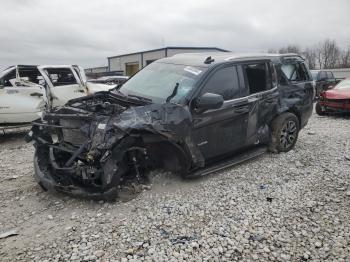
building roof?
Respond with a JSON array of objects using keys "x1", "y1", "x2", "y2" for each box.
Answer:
[
  {"x1": 107, "y1": 46, "x2": 229, "y2": 59},
  {"x1": 157, "y1": 52, "x2": 304, "y2": 67}
]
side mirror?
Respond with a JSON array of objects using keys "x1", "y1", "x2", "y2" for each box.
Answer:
[{"x1": 195, "y1": 93, "x2": 224, "y2": 113}]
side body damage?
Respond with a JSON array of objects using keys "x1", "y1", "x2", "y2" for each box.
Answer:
[{"x1": 28, "y1": 53, "x2": 314, "y2": 200}]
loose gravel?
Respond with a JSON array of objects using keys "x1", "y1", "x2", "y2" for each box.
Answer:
[{"x1": 0, "y1": 112, "x2": 350, "y2": 261}]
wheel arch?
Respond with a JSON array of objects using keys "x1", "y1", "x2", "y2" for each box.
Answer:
[{"x1": 139, "y1": 132, "x2": 192, "y2": 175}]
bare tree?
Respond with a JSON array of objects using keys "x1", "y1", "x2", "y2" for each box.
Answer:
[
  {"x1": 267, "y1": 48, "x2": 278, "y2": 54},
  {"x1": 278, "y1": 45, "x2": 301, "y2": 54},
  {"x1": 303, "y1": 47, "x2": 317, "y2": 69},
  {"x1": 339, "y1": 46, "x2": 350, "y2": 68},
  {"x1": 268, "y1": 40, "x2": 349, "y2": 69},
  {"x1": 319, "y1": 39, "x2": 340, "y2": 69}
]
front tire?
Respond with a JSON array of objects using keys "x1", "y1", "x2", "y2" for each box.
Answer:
[
  {"x1": 269, "y1": 113, "x2": 300, "y2": 153},
  {"x1": 315, "y1": 102, "x2": 325, "y2": 116}
]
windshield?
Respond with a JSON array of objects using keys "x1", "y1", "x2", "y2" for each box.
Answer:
[
  {"x1": 335, "y1": 79, "x2": 350, "y2": 90},
  {"x1": 0, "y1": 67, "x2": 15, "y2": 79},
  {"x1": 118, "y1": 62, "x2": 205, "y2": 103}
]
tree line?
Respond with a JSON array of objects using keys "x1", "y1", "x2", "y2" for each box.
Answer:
[{"x1": 268, "y1": 39, "x2": 350, "y2": 70}]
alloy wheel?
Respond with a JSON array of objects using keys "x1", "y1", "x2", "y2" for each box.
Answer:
[{"x1": 280, "y1": 120, "x2": 297, "y2": 149}]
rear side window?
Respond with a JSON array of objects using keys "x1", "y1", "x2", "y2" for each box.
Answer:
[
  {"x1": 326, "y1": 72, "x2": 334, "y2": 79},
  {"x1": 319, "y1": 71, "x2": 327, "y2": 80},
  {"x1": 201, "y1": 66, "x2": 240, "y2": 100},
  {"x1": 281, "y1": 62, "x2": 308, "y2": 82},
  {"x1": 45, "y1": 68, "x2": 77, "y2": 87},
  {"x1": 243, "y1": 62, "x2": 271, "y2": 94}
]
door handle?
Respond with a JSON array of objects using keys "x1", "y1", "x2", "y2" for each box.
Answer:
[
  {"x1": 234, "y1": 105, "x2": 249, "y2": 113},
  {"x1": 265, "y1": 99, "x2": 275, "y2": 104},
  {"x1": 30, "y1": 92, "x2": 43, "y2": 97}
]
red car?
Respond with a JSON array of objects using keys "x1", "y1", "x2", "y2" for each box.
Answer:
[{"x1": 316, "y1": 78, "x2": 350, "y2": 115}]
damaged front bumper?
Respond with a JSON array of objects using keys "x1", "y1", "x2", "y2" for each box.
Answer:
[
  {"x1": 27, "y1": 92, "x2": 197, "y2": 200},
  {"x1": 33, "y1": 152, "x2": 119, "y2": 200}
]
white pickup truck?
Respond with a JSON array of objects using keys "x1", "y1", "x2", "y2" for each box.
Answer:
[{"x1": 0, "y1": 65, "x2": 115, "y2": 126}]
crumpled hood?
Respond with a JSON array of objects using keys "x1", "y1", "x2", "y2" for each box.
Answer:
[
  {"x1": 323, "y1": 89, "x2": 350, "y2": 100},
  {"x1": 49, "y1": 91, "x2": 193, "y2": 150},
  {"x1": 113, "y1": 103, "x2": 193, "y2": 139}
]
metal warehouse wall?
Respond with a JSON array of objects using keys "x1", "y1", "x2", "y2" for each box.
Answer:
[
  {"x1": 327, "y1": 68, "x2": 350, "y2": 79},
  {"x1": 108, "y1": 48, "x2": 227, "y2": 75},
  {"x1": 167, "y1": 48, "x2": 223, "y2": 57},
  {"x1": 142, "y1": 50, "x2": 166, "y2": 66},
  {"x1": 109, "y1": 53, "x2": 142, "y2": 72}
]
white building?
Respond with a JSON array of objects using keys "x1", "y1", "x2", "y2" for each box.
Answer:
[
  {"x1": 108, "y1": 46, "x2": 228, "y2": 76},
  {"x1": 327, "y1": 68, "x2": 350, "y2": 79}
]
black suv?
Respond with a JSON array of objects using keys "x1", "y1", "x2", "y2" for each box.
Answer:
[
  {"x1": 28, "y1": 53, "x2": 314, "y2": 199},
  {"x1": 310, "y1": 70, "x2": 337, "y2": 97}
]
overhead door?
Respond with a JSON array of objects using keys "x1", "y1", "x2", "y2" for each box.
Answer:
[{"x1": 125, "y1": 63, "x2": 139, "y2": 76}]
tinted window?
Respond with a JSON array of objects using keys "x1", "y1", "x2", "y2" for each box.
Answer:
[
  {"x1": 326, "y1": 72, "x2": 334, "y2": 79},
  {"x1": 243, "y1": 63, "x2": 269, "y2": 94},
  {"x1": 281, "y1": 62, "x2": 308, "y2": 82},
  {"x1": 45, "y1": 68, "x2": 77, "y2": 87},
  {"x1": 310, "y1": 71, "x2": 319, "y2": 80},
  {"x1": 201, "y1": 66, "x2": 240, "y2": 100},
  {"x1": 319, "y1": 71, "x2": 327, "y2": 80}
]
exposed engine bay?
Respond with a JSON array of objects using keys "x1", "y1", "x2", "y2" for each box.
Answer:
[{"x1": 28, "y1": 92, "x2": 198, "y2": 200}]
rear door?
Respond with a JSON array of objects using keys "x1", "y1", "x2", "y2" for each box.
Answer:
[
  {"x1": 191, "y1": 65, "x2": 250, "y2": 160},
  {"x1": 0, "y1": 67, "x2": 45, "y2": 124},
  {"x1": 279, "y1": 59, "x2": 314, "y2": 126},
  {"x1": 38, "y1": 65, "x2": 87, "y2": 107},
  {"x1": 240, "y1": 61, "x2": 279, "y2": 145}
]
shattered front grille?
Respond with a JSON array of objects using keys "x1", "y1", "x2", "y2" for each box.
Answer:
[{"x1": 60, "y1": 119, "x2": 88, "y2": 145}]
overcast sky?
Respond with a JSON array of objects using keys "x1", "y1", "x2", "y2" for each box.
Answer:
[{"x1": 0, "y1": 0, "x2": 349, "y2": 70}]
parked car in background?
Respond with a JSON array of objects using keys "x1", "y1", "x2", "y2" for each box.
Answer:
[
  {"x1": 88, "y1": 75, "x2": 129, "y2": 86},
  {"x1": 316, "y1": 78, "x2": 350, "y2": 115},
  {"x1": 310, "y1": 70, "x2": 338, "y2": 97},
  {"x1": 28, "y1": 53, "x2": 314, "y2": 200},
  {"x1": 0, "y1": 65, "x2": 116, "y2": 126}
]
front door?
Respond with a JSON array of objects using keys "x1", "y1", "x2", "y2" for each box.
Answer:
[
  {"x1": 0, "y1": 67, "x2": 45, "y2": 124},
  {"x1": 191, "y1": 65, "x2": 249, "y2": 160}
]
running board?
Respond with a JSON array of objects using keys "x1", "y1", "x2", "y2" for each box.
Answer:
[{"x1": 187, "y1": 146, "x2": 267, "y2": 178}]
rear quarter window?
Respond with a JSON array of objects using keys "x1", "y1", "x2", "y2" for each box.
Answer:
[{"x1": 281, "y1": 62, "x2": 309, "y2": 82}]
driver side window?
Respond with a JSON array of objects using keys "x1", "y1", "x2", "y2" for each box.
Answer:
[{"x1": 201, "y1": 66, "x2": 240, "y2": 100}]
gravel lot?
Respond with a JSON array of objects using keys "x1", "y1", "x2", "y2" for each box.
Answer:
[{"x1": 0, "y1": 112, "x2": 350, "y2": 262}]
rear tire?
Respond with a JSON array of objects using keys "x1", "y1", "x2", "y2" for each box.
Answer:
[
  {"x1": 315, "y1": 102, "x2": 325, "y2": 116},
  {"x1": 269, "y1": 113, "x2": 300, "y2": 153}
]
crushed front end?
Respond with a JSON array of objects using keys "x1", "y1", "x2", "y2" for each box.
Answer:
[
  {"x1": 27, "y1": 91, "x2": 197, "y2": 200},
  {"x1": 28, "y1": 93, "x2": 143, "y2": 200}
]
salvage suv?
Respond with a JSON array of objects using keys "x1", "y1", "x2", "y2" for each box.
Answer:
[{"x1": 28, "y1": 53, "x2": 314, "y2": 200}]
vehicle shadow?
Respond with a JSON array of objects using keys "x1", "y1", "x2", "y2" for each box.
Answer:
[
  {"x1": 316, "y1": 112, "x2": 350, "y2": 120},
  {"x1": 0, "y1": 127, "x2": 30, "y2": 145}
]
